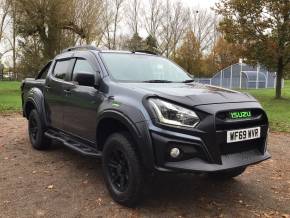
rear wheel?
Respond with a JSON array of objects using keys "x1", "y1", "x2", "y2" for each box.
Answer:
[
  {"x1": 208, "y1": 167, "x2": 246, "y2": 179},
  {"x1": 102, "y1": 132, "x2": 144, "y2": 207},
  {"x1": 28, "y1": 109, "x2": 51, "y2": 150}
]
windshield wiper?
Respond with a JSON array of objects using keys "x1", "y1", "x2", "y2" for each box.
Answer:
[
  {"x1": 181, "y1": 79, "x2": 195, "y2": 83},
  {"x1": 142, "y1": 80, "x2": 173, "y2": 83}
]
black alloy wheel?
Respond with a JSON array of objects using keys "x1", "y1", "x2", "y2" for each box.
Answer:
[
  {"x1": 102, "y1": 132, "x2": 144, "y2": 207},
  {"x1": 28, "y1": 109, "x2": 51, "y2": 150},
  {"x1": 107, "y1": 148, "x2": 130, "y2": 192}
]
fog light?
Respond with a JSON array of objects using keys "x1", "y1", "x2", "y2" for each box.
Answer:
[{"x1": 170, "y1": 148, "x2": 180, "y2": 158}]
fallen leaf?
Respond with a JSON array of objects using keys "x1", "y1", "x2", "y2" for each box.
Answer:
[
  {"x1": 47, "y1": 185, "x2": 54, "y2": 189},
  {"x1": 96, "y1": 198, "x2": 102, "y2": 206},
  {"x1": 36, "y1": 210, "x2": 45, "y2": 216}
]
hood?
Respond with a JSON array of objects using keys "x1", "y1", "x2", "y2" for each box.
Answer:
[{"x1": 121, "y1": 82, "x2": 257, "y2": 106}]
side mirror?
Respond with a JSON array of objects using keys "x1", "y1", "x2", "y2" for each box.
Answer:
[{"x1": 74, "y1": 71, "x2": 95, "y2": 87}]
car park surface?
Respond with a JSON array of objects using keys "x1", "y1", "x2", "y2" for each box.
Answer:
[{"x1": 0, "y1": 114, "x2": 289, "y2": 217}]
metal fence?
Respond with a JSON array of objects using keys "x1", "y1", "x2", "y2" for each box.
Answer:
[{"x1": 195, "y1": 63, "x2": 283, "y2": 89}]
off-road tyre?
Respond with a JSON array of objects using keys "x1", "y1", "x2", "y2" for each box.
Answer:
[
  {"x1": 28, "y1": 109, "x2": 51, "y2": 150},
  {"x1": 102, "y1": 132, "x2": 144, "y2": 207}
]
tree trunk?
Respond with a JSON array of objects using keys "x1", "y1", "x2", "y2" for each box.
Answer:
[{"x1": 275, "y1": 57, "x2": 284, "y2": 99}]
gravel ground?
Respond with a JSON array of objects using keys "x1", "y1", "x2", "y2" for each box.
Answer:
[{"x1": 0, "y1": 114, "x2": 289, "y2": 218}]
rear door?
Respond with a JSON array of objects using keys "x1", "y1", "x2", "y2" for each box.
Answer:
[
  {"x1": 62, "y1": 52, "x2": 103, "y2": 142},
  {"x1": 44, "y1": 58, "x2": 75, "y2": 130}
]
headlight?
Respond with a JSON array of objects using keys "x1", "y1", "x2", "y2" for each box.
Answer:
[{"x1": 148, "y1": 98, "x2": 200, "y2": 127}]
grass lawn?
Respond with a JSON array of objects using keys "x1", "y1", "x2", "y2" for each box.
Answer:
[
  {"x1": 0, "y1": 81, "x2": 22, "y2": 113},
  {"x1": 244, "y1": 80, "x2": 290, "y2": 132},
  {"x1": 0, "y1": 80, "x2": 289, "y2": 132}
]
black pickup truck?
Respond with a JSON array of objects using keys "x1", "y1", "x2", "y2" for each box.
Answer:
[{"x1": 21, "y1": 46, "x2": 271, "y2": 207}]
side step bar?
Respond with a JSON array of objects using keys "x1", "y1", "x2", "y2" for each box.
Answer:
[{"x1": 45, "y1": 130, "x2": 101, "y2": 158}]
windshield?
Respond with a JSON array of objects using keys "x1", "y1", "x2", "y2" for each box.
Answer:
[{"x1": 100, "y1": 53, "x2": 192, "y2": 82}]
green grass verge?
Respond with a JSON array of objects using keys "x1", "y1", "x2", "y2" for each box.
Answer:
[
  {"x1": 243, "y1": 80, "x2": 290, "y2": 132},
  {"x1": 0, "y1": 80, "x2": 289, "y2": 132},
  {"x1": 0, "y1": 81, "x2": 22, "y2": 113}
]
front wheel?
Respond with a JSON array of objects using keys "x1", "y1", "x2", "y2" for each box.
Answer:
[
  {"x1": 28, "y1": 109, "x2": 51, "y2": 150},
  {"x1": 102, "y1": 132, "x2": 144, "y2": 207},
  {"x1": 208, "y1": 167, "x2": 246, "y2": 179}
]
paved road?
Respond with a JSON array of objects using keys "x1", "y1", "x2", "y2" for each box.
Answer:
[{"x1": 0, "y1": 114, "x2": 289, "y2": 218}]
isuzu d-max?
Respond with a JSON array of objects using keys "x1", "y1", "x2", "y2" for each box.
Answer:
[{"x1": 21, "y1": 46, "x2": 271, "y2": 207}]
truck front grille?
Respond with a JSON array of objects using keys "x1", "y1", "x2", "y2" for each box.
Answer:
[{"x1": 215, "y1": 108, "x2": 267, "y2": 131}]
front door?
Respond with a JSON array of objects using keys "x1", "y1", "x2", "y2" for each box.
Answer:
[{"x1": 62, "y1": 57, "x2": 103, "y2": 142}]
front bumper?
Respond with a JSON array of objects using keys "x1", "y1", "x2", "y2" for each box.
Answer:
[
  {"x1": 150, "y1": 128, "x2": 271, "y2": 173},
  {"x1": 164, "y1": 150, "x2": 270, "y2": 172},
  {"x1": 149, "y1": 101, "x2": 271, "y2": 173}
]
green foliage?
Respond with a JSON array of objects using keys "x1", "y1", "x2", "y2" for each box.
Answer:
[
  {"x1": 144, "y1": 35, "x2": 159, "y2": 54},
  {"x1": 123, "y1": 33, "x2": 160, "y2": 54},
  {"x1": 127, "y1": 33, "x2": 144, "y2": 51}
]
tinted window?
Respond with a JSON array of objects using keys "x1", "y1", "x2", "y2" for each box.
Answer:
[
  {"x1": 72, "y1": 59, "x2": 95, "y2": 81},
  {"x1": 53, "y1": 59, "x2": 74, "y2": 81}
]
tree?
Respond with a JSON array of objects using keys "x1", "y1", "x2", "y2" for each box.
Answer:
[
  {"x1": 14, "y1": 0, "x2": 104, "y2": 77},
  {"x1": 126, "y1": 0, "x2": 141, "y2": 34},
  {"x1": 0, "y1": 0, "x2": 11, "y2": 43},
  {"x1": 190, "y1": 8, "x2": 219, "y2": 52},
  {"x1": 144, "y1": 35, "x2": 158, "y2": 53},
  {"x1": 159, "y1": 0, "x2": 190, "y2": 58},
  {"x1": 144, "y1": 0, "x2": 163, "y2": 39},
  {"x1": 0, "y1": 0, "x2": 13, "y2": 62},
  {"x1": 17, "y1": 37, "x2": 45, "y2": 78},
  {"x1": 127, "y1": 32, "x2": 144, "y2": 51},
  {"x1": 201, "y1": 37, "x2": 241, "y2": 76},
  {"x1": 174, "y1": 31, "x2": 202, "y2": 75},
  {"x1": 209, "y1": 36, "x2": 241, "y2": 72},
  {"x1": 15, "y1": 0, "x2": 76, "y2": 60},
  {"x1": 216, "y1": 0, "x2": 290, "y2": 98},
  {"x1": 70, "y1": 0, "x2": 104, "y2": 45},
  {"x1": 103, "y1": 0, "x2": 125, "y2": 49}
]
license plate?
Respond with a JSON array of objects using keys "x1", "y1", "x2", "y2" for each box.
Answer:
[{"x1": 227, "y1": 127, "x2": 261, "y2": 143}]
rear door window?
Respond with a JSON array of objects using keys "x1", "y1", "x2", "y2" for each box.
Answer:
[
  {"x1": 53, "y1": 59, "x2": 75, "y2": 81},
  {"x1": 37, "y1": 61, "x2": 52, "y2": 79}
]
